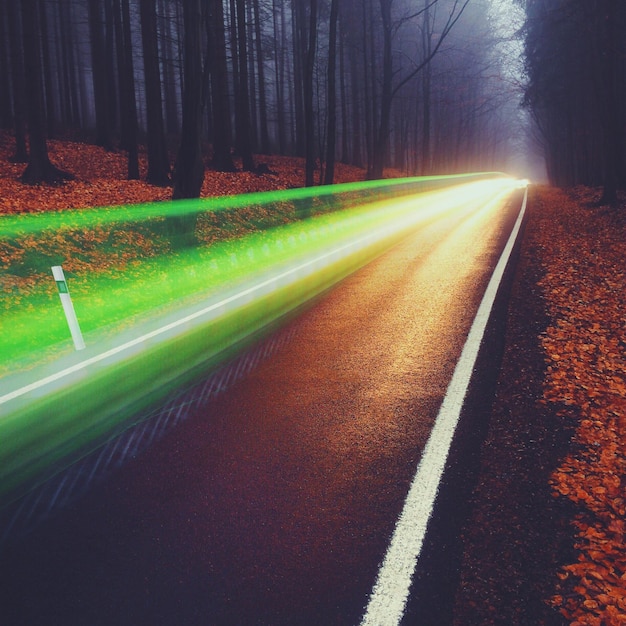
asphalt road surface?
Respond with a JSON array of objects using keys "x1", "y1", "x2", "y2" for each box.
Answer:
[{"x1": 0, "y1": 188, "x2": 522, "y2": 625}]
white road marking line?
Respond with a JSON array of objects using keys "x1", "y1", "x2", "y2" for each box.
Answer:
[
  {"x1": 0, "y1": 197, "x2": 425, "y2": 408},
  {"x1": 361, "y1": 187, "x2": 528, "y2": 626},
  {"x1": 0, "y1": 240, "x2": 353, "y2": 407}
]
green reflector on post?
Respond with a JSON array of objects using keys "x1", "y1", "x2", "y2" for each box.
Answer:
[{"x1": 56, "y1": 280, "x2": 68, "y2": 294}]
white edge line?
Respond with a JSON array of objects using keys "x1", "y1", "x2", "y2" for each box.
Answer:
[
  {"x1": 1, "y1": 239, "x2": 358, "y2": 406},
  {"x1": 0, "y1": 199, "x2": 424, "y2": 408},
  {"x1": 361, "y1": 186, "x2": 528, "y2": 625}
]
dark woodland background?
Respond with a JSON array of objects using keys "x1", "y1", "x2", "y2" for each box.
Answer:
[{"x1": 0, "y1": 0, "x2": 625, "y2": 201}]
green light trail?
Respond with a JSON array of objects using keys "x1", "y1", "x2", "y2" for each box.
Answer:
[{"x1": 0, "y1": 174, "x2": 515, "y2": 506}]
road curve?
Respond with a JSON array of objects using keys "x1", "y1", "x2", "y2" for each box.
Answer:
[{"x1": 0, "y1": 187, "x2": 523, "y2": 625}]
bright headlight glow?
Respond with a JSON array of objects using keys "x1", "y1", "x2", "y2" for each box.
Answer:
[{"x1": 0, "y1": 174, "x2": 519, "y2": 505}]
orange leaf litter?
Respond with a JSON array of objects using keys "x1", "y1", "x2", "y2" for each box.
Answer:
[{"x1": 533, "y1": 186, "x2": 626, "y2": 625}]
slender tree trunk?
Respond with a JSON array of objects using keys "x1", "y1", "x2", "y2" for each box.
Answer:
[
  {"x1": 139, "y1": 0, "x2": 170, "y2": 185},
  {"x1": 284, "y1": 3, "x2": 295, "y2": 152},
  {"x1": 38, "y1": 1, "x2": 55, "y2": 138},
  {"x1": 114, "y1": 0, "x2": 128, "y2": 147},
  {"x1": 292, "y1": 0, "x2": 306, "y2": 157},
  {"x1": 272, "y1": 0, "x2": 285, "y2": 153},
  {"x1": 88, "y1": 0, "x2": 113, "y2": 150},
  {"x1": 172, "y1": 0, "x2": 205, "y2": 200},
  {"x1": 7, "y1": 0, "x2": 28, "y2": 162},
  {"x1": 246, "y1": 1, "x2": 258, "y2": 150},
  {"x1": 0, "y1": 4, "x2": 12, "y2": 129},
  {"x1": 303, "y1": 0, "x2": 318, "y2": 186},
  {"x1": 104, "y1": 0, "x2": 117, "y2": 136},
  {"x1": 362, "y1": 1, "x2": 373, "y2": 174},
  {"x1": 421, "y1": 0, "x2": 432, "y2": 175},
  {"x1": 598, "y1": 0, "x2": 622, "y2": 204},
  {"x1": 19, "y1": 0, "x2": 72, "y2": 184},
  {"x1": 235, "y1": 0, "x2": 255, "y2": 171},
  {"x1": 369, "y1": 0, "x2": 392, "y2": 180},
  {"x1": 160, "y1": 0, "x2": 180, "y2": 136},
  {"x1": 348, "y1": 31, "x2": 362, "y2": 168},
  {"x1": 122, "y1": 0, "x2": 139, "y2": 180},
  {"x1": 324, "y1": 0, "x2": 339, "y2": 184},
  {"x1": 54, "y1": 3, "x2": 71, "y2": 127},
  {"x1": 207, "y1": 0, "x2": 236, "y2": 171},
  {"x1": 58, "y1": 0, "x2": 81, "y2": 128},
  {"x1": 114, "y1": 0, "x2": 139, "y2": 179},
  {"x1": 339, "y1": 27, "x2": 349, "y2": 164},
  {"x1": 253, "y1": 0, "x2": 270, "y2": 153}
]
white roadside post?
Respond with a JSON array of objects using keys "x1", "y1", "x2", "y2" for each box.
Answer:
[{"x1": 51, "y1": 265, "x2": 86, "y2": 351}]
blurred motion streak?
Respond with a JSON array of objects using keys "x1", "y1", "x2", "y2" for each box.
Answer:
[{"x1": 0, "y1": 174, "x2": 517, "y2": 509}]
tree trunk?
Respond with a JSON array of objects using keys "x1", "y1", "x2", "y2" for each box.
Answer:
[
  {"x1": 57, "y1": 0, "x2": 81, "y2": 128},
  {"x1": 339, "y1": 25, "x2": 349, "y2": 165},
  {"x1": 324, "y1": 0, "x2": 339, "y2": 184},
  {"x1": 113, "y1": 0, "x2": 128, "y2": 145},
  {"x1": 347, "y1": 19, "x2": 362, "y2": 168},
  {"x1": 235, "y1": 0, "x2": 255, "y2": 171},
  {"x1": 207, "y1": 0, "x2": 236, "y2": 171},
  {"x1": 53, "y1": 2, "x2": 70, "y2": 127},
  {"x1": 206, "y1": 0, "x2": 236, "y2": 172},
  {"x1": 246, "y1": 1, "x2": 258, "y2": 151},
  {"x1": 361, "y1": 1, "x2": 373, "y2": 172},
  {"x1": 253, "y1": 0, "x2": 270, "y2": 153},
  {"x1": 292, "y1": 0, "x2": 305, "y2": 157},
  {"x1": 0, "y1": 4, "x2": 12, "y2": 129},
  {"x1": 369, "y1": 0, "x2": 392, "y2": 180},
  {"x1": 172, "y1": 0, "x2": 205, "y2": 200},
  {"x1": 421, "y1": 0, "x2": 432, "y2": 175},
  {"x1": 7, "y1": 0, "x2": 28, "y2": 162},
  {"x1": 19, "y1": 0, "x2": 72, "y2": 184},
  {"x1": 87, "y1": 0, "x2": 113, "y2": 150},
  {"x1": 597, "y1": 0, "x2": 622, "y2": 205},
  {"x1": 160, "y1": 0, "x2": 180, "y2": 136},
  {"x1": 272, "y1": 0, "x2": 286, "y2": 154},
  {"x1": 104, "y1": 0, "x2": 118, "y2": 136},
  {"x1": 303, "y1": 0, "x2": 318, "y2": 186},
  {"x1": 114, "y1": 0, "x2": 139, "y2": 179},
  {"x1": 139, "y1": 0, "x2": 170, "y2": 185},
  {"x1": 38, "y1": 1, "x2": 55, "y2": 139}
]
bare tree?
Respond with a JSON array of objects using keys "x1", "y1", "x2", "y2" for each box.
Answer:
[
  {"x1": 6, "y1": 0, "x2": 28, "y2": 163},
  {"x1": 0, "y1": 4, "x2": 11, "y2": 130},
  {"x1": 369, "y1": 0, "x2": 471, "y2": 179},
  {"x1": 234, "y1": 0, "x2": 255, "y2": 171},
  {"x1": 139, "y1": 0, "x2": 171, "y2": 185},
  {"x1": 207, "y1": 0, "x2": 237, "y2": 171},
  {"x1": 19, "y1": 0, "x2": 72, "y2": 184},
  {"x1": 324, "y1": 0, "x2": 339, "y2": 184},
  {"x1": 253, "y1": 0, "x2": 270, "y2": 154},
  {"x1": 113, "y1": 0, "x2": 139, "y2": 179},
  {"x1": 172, "y1": 0, "x2": 205, "y2": 199},
  {"x1": 87, "y1": 0, "x2": 113, "y2": 150}
]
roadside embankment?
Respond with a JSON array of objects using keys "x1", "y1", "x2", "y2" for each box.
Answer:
[{"x1": 453, "y1": 185, "x2": 626, "y2": 625}]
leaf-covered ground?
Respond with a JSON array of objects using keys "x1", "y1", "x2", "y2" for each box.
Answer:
[
  {"x1": 540, "y1": 186, "x2": 626, "y2": 625},
  {"x1": 0, "y1": 129, "x2": 372, "y2": 215},
  {"x1": 453, "y1": 185, "x2": 626, "y2": 625}
]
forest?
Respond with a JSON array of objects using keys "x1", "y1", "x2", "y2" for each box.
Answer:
[
  {"x1": 522, "y1": 0, "x2": 626, "y2": 203},
  {"x1": 0, "y1": 0, "x2": 524, "y2": 198}
]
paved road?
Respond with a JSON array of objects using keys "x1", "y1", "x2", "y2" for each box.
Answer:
[{"x1": 0, "y1": 188, "x2": 522, "y2": 625}]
